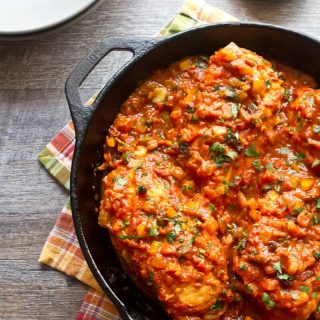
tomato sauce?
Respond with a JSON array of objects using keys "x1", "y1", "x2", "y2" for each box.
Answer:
[{"x1": 98, "y1": 42, "x2": 320, "y2": 320}]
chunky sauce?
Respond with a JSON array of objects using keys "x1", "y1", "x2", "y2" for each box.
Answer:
[{"x1": 98, "y1": 43, "x2": 320, "y2": 320}]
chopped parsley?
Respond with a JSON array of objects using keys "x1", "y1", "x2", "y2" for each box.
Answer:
[
  {"x1": 115, "y1": 138, "x2": 126, "y2": 146},
  {"x1": 262, "y1": 184, "x2": 273, "y2": 193},
  {"x1": 147, "y1": 271, "x2": 154, "y2": 286},
  {"x1": 245, "y1": 144, "x2": 259, "y2": 157},
  {"x1": 314, "y1": 213, "x2": 320, "y2": 225},
  {"x1": 166, "y1": 231, "x2": 175, "y2": 244},
  {"x1": 231, "y1": 103, "x2": 240, "y2": 118},
  {"x1": 113, "y1": 176, "x2": 127, "y2": 188},
  {"x1": 149, "y1": 226, "x2": 159, "y2": 237},
  {"x1": 226, "y1": 150, "x2": 238, "y2": 159},
  {"x1": 245, "y1": 284, "x2": 254, "y2": 294},
  {"x1": 275, "y1": 184, "x2": 281, "y2": 193},
  {"x1": 262, "y1": 292, "x2": 275, "y2": 309},
  {"x1": 182, "y1": 184, "x2": 193, "y2": 194},
  {"x1": 239, "y1": 263, "x2": 248, "y2": 271},
  {"x1": 134, "y1": 162, "x2": 143, "y2": 170},
  {"x1": 273, "y1": 261, "x2": 293, "y2": 283},
  {"x1": 314, "y1": 252, "x2": 320, "y2": 260},
  {"x1": 284, "y1": 87, "x2": 293, "y2": 102},
  {"x1": 185, "y1": 105, "x2": 195, "y2": 113},
  {"x1": 300, "y1": 286, "x2": 310, "y2": 293},
  {"x1": 225, "y1": 128, "x2": 242, "y2": 152},
  {"x1": 248, "y1": 103, "x2": 258, "y2": 113},
  {"x1": 298, "y1": 119, "x2": 305, "y2": 132},
  {"x1": 273, "y1": 261, "x2": 282, "y2": 274},
  {"x1": 178, "y1": 142, "x2": 190, "y2": 154},
  {"x1": 118, "y1": 234, "x2": 138, "y2": 240},
  {"x1": 144, "y1": 119, "x2": 152, "y2": 128},
  {"x1": 226, "y1": 87, "x2": 239, "y2": 102},
  {"x1": 314, "y1": 126, "x2": 320, "y2": 134},
  {"x1": 211, "y1": 300, "x2": 224, "y2": 311},
  {"x1": 291, "y1": 292, "x2": 298, "y2": 300},
  {"x1": 266, "y1": 163, "x2": 275, "y2": 171},
  {"x1": 293, "y1": 207, "x2": 304, "y2": 215},
  {"x1": 278, "y1": 274, "x2": 292, "y2": 282},
  {"x1": 122, "y1": 151, "x2": 132, "y2": 164},
  {"x1": 198, "y1": 248, "x2": 206, "y2": 258},
  {"x1": 190, "y1": 114, "x2": 199, "y2": 122},
  {"x1": 278, "y1": 147, "x2": 290, "y2": 155},
  {"x1": 295, "y1": 152, "x2": 305, "y2": 161},
  {"x1": 265, "y1": 79, "x2": 271, "y2": 89},
  {"x1": 122, "y1": 219, "x2": 130, "y2": 227},
  {"x1": 252, "y1": 159, "x2": 262, "y2": 172},
  {"x1": 210, "y1": 142, "x2": 236, "y2": 166},
  {"x1": 210, "y1": 142, "x2": 225, "y2": 153},
  {"x1": 236, "y1": 231, "x2": 247, "y2": 251},
  {"x1": 137, "y1": 185, "x2": 147, "y2": 195},
  {"x1": 312, "y1": 159, "x2": 320, "y2": 168},
  {"x1": 195, "y1": 56, "x2": 209, "y2": 69}
]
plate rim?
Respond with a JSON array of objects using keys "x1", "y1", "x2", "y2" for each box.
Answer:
[{"x1": 0, "y1": 0, "x2": 102, "y2": 36}]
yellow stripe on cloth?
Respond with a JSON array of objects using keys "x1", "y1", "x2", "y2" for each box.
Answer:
[{"x1": 39, "y1": 202, "x2": 101, "y2": 291}]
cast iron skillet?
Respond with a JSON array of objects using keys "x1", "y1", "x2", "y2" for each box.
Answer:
[{"x1": 65, "y1": 22, "x2": 320, "y2": 320}]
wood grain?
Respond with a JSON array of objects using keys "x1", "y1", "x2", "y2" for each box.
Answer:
[{"x1": 0, "y1": 0, "x2": 319, "y2": 318}]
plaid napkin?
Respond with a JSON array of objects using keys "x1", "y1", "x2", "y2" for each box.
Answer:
[{"x1": 38, "y1": 0, "x2": 236, "y2": 318}]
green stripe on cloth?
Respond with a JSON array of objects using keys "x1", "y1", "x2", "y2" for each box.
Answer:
[
  {"x1": 160, "y1": 13, "x2": 203, "y2": 35},
  {"x1": 39, "y1": 152, "x2": 71, "y2": 190}
]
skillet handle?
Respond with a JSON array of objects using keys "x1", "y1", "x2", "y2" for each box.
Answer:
[{"x1": 65, "y1": 36, "x2": 157, "y2": 139}]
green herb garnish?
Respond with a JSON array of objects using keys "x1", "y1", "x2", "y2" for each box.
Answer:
[
  {"x1": 314, "y1": 252, "x2": 320, "y2": 260},
  {"x1": 293, "y1": 207, "x2": 304, "y2": 215},
  {"x1": 265, "y1": 79, "x2": 271, "y2": 89},
  {"x1": 195, "y1": 56, "x2": 209, "y2": 69},
  {"x1": 113, "y1": 176, "x2": 127, "y2": 188},
  {"x1": 278, "y1": 147, "x2": 290, "y2": 155},
  {"x1": 312, "y1": 159, "x2": 320, "y2": 168},
  {"x1": 245, "y1": 144, "x2": 259, "y2": 157},
  {"x1": 295, "y1": 152, "x2": 305, "y2": 161},
  {"x1": 273, "y1": 261, "x2": 282, "y2": 274},
  {"x1": 273, "y1": 261, "x2": 293, "y2": 283},
  {"x1": 147, "y1": 271, "x2": 154, "y2": 286},
  {"x1": 149, "y1": 226, "x2": 159, "y2": 237},
  {"x1": 118, "y1": 234, "x2": 138, "y2": 240},
  {"x1": 252, "y1": 159, "x2": 262, "y2": 172},
  {"x1": 137, "y1": 185, "x2": 147, "y2": 195},
  {"x1": 284, "y1": 87, "x2": 293, "y2": 102},
  {"x1": 262, "y1": 292, "x2": 275, "y2": 309},
  {"x1": 231, "y1": 103, "x2": 240, "y2": 118},
  {"x1": 211, "y1": 300, "x2": 223, "y2": 311},
  {"x1": 300, "y1": 286, "x2": 310, "y2": 293},
  {"x1": 239, "y1": 263, "x2": 248, "y2": 271},
  {"x1": 166, "y1": 231, "x2": 175, "y2": 244}
]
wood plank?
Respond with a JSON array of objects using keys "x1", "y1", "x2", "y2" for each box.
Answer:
[{"x1": 1, "y1": 260, "x2": 86, "y2": 320}]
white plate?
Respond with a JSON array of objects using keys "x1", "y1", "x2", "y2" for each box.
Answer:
[{"x1": 0, "y1": 0, "x2": 99, "y2": 35}]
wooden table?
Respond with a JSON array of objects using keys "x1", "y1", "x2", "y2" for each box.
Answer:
[{"x1": 0, "y1": 0, "x2": 319, "y2": 318}]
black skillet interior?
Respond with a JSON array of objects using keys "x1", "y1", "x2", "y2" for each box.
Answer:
[{"x1": 66, "y1": 23, "x2": 320, "y2": 320}]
